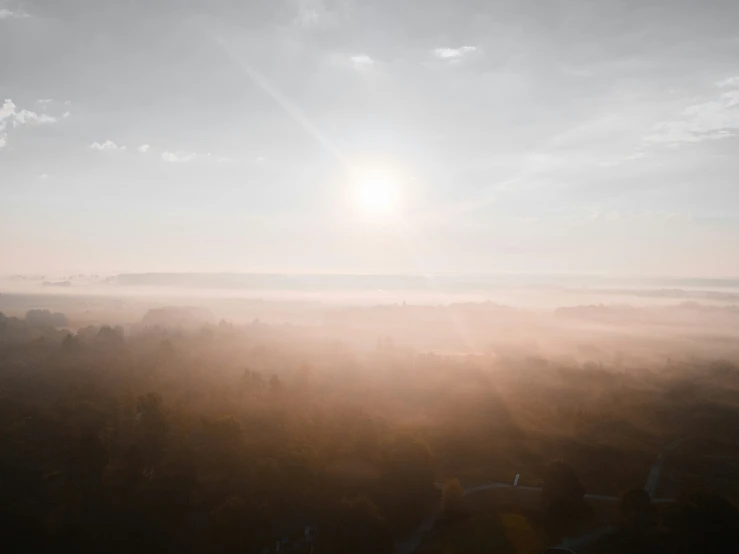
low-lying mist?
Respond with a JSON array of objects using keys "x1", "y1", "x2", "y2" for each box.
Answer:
[{"x1": 3, "y1": 275, "x2": 739, "y2": 552}]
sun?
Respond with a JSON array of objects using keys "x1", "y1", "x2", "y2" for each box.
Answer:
[{"x1": 354, "y1": 170, "x2": 401, "y2": 217}]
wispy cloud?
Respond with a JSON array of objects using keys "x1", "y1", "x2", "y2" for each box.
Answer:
[
  {"x1": 624, "y1": 151, "x2": 648, "y2": 161},
  {"x1": 433, "y1": 46, "x2": 477, "y2": 60},
  {"x1": 349, "y1": 54, "x2": 374, "y2": 69},
  {"x1": 0, "y1": 7, "x2": 29, "y2": 19},
  {"x1": 161, "y1": 150, "x2": 231, "y2": 163},
  {"x1": 162, "y1": 151, "x2": 194, "y2": 163},
  {"x1": 205, "y1": 152, "x2": 231, "y2": 163},
  {"x1": 35, "y1": 98, "x2": 71, "y2": 120},
  {"x1": 90, "y1": 140, "x2": 125, "y2": 151},
  {"x1": 329, "y1": 53, "x2": 377, "y2": 73},
  {"x1": 645, "y1": 78, "x2": 739, "y2": 146},
  {"x1": 293, "y1": 0, "x2": 341, "y2": 30},
  {"x1": 717, "y1": 76, "x2": 739, "y2": 88},
  {"x1": 89, "y1": 143, "x2": 227, "y2": 162}
]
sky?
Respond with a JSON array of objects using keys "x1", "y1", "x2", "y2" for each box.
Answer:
[{"x1": 2, "y1": 0, "x2": 739, "y2": 276}]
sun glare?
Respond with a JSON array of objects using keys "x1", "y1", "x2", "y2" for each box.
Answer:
[{"x1": 355, "y1": 170, "x2": 401, "y2": 217}]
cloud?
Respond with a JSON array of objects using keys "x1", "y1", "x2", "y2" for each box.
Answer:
[
  {"x1": 162, "y1": 151, "x2": 194, "y2": 163},
  {"x1": 624, "y1": 151, "x2": 648, "y2": 161},
  {"x1": 295, "y1": 7, "x2": 320, "y2": 28},
  {"x1": 329, "y1": 53, "x2": 377, "y2": 72},
  {"x1": 92, "y1": 143, "x2": 224, "y2": 162},
  {"x1": 90, "y1": 140, "x2": 124, "y2": 151},
  {"x1": 0, "y1": 7, "x2": 29, "y2": 19},
  {"x1": 645, "y1": 78, "x2": 739, "y2": 145},
  {"x1": 161, "y1": 150, "x2": 233, "y2": 163},
  {"x1": 0, "y1": 98, "x2": 62, "y2": 148},
  {"x1": 1, "y1": 99, "x2": 58, "y2": 127},
  {"x1": 349, "y1": 54, "x2": 374, "y2": 69},
  {"x1": 717, "y1": 76, "x2": 739, "y2": 88},
  {"x1": 205, "y1": 153, "x2": 231, "y2": 163},
  {"x1": 13, "y1": 110, "x2": 57, "y2": 125},
  {"x1": 0, "y1": 99, "x2": 13, "y2": 120},
  {"x1": 433, "y1": 46, "x2": 477, "y2": 60},
  {"x1": 293, "y1": 0, "x2": 342, "y2": 30}
]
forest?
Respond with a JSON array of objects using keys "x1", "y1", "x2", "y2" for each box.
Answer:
[{"x1": 2, "y1": 302, "x2": 739, "y2": 553}]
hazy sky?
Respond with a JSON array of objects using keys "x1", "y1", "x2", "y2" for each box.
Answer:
[{"x1": 2, "y1": 0, "x2": 739, "y2": 276}]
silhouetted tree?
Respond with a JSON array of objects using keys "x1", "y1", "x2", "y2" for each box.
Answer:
[
  {"x1": 136, "y1": 393, "x2": 167, "y2": 467},
  {"x1": 542, "y1": 459, "x2": 585, "y2": 505},
  {"x1": 542, "y1": 460, "x2": 590, "y2": 539},
  {"x1": 96, "y1": 325, "x2": 126, "y2": 350},
  {"x1": 26, "y1": 309, "x2": 69, "y2": 327},
  {"x1": 621, "y1": 487, "x2": 656, "y2": 530},
  {"x1": 441, "y1": 478, "x2": 466, "y2": 517},
  {"x1": 318, "y1": 496, "x2": 393, "y2": 554},
  {"x1": 269, "y1": 374, "x2": 284, "y2": 395},
  {"x1": 378, "y1": 434, "x2": 435, "y2": 533},
  {"x1": 211, "y1": 496, "x2": 269, "y2": 554},
  {"x1": 661, "y1": 491, "x2": 739, "y2": 554},
  {"x1": 61, "y1": 332, "x2": 82, "y2": 353},
  {"x1": 67, "y1": 433, "x2": 108, "y2": 494}
]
